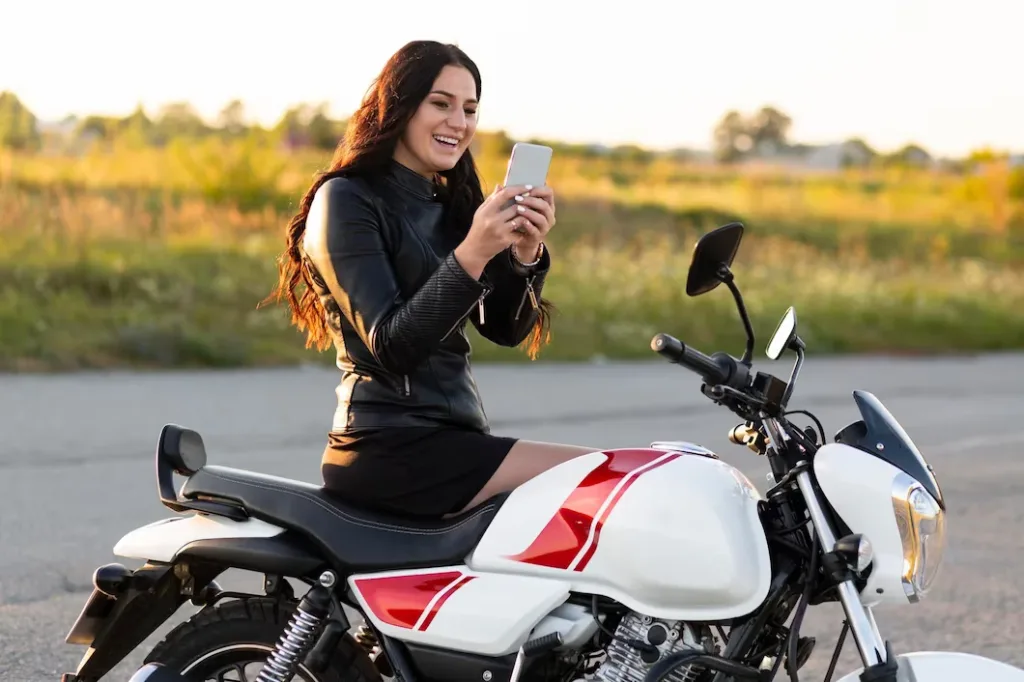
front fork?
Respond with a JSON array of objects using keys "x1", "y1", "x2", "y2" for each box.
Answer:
[
  {"x1": 795, "y1": 466, "x2": 889, "y2": 669},
  {"x1": 758, "y1": 414, "x2": 891, "y2": 672}
]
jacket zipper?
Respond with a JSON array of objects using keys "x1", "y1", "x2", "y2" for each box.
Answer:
[
  {"x1": 411, "y1": 287, "x2": 491, "y2": 396},
  {"x1": 441, "y1": 287, "x2": 492, "y2": 341},
  {"x1": 515, "y1": 276, "x2": 539, "y2": 321},
  {"x1": 402, "y1": 374, "x2": 410, "y2": 397}
]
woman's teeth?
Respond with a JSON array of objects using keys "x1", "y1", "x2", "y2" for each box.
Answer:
[{"x1": 433, "y1": 135, "x2": 458, "y2": 147}]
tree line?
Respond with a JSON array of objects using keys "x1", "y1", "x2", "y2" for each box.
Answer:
[
  {"x1": 0, "y1": 92, "x2": 346, "y2": 151},
  {"x1": 1, "y1": 90, "x2": 1018, "y2": 172}
]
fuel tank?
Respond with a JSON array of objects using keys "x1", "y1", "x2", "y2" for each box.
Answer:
[{"x1": 467, "y1": 447, "x2": 772, "y2": 621}]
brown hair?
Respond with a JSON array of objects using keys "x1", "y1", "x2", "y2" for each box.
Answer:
[{"x1": 262, "y1": 40, "x2": 552, "y2": 358}]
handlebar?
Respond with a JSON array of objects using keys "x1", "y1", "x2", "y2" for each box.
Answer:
[{"x1": 650, "y1": 333, "x2": 750, "y2": 390}]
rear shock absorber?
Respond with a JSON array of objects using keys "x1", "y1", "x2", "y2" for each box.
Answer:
[{"x1": 256, "y1": 571, "x2": 336, "y2": 682}]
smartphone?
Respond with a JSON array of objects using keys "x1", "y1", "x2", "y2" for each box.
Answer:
[{"x1": 501, "y1": 142, "x2": 553, "y2": 209}]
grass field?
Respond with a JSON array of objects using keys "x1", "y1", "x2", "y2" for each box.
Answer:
[{"x1": 2, "y1": 140, "x2": 1023, "y2": 372}]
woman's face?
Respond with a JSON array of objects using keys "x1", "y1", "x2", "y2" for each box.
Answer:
[{"x1": 394, "y1": 64, "x2": 479, "y2": 177}]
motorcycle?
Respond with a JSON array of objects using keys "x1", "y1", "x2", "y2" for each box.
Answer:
[{"x1": 61, "y1": 222, "x2": 1024, "y2": 682}]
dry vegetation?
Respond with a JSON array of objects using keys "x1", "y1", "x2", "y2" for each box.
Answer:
[{"x1": 2, "y1": 138, "x2": 1023, "y2": 371}]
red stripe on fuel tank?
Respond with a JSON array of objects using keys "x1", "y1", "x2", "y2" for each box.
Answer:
[{"x1": 506, "y1": 449, "x2": 681, "y2": 570}]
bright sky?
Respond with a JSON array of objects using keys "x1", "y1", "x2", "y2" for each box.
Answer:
[{"x1": 2, "y1": 0, "x2": 1020, "y2": 157}]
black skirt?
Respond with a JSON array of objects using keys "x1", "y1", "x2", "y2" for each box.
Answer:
[{"x1": 321, "y1": 426, "x2": 517, "y2": 518}]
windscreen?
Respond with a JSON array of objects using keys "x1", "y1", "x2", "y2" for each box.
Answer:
[{"x1": 836, "y1": 390, "x2": 945, "y2": 510}]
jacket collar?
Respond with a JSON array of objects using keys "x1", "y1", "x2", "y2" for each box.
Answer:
[{"x1": 385, "y1": 160, "x2": 440, "y2": 201}]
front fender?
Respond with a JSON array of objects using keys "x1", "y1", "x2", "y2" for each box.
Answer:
[{"x1": 836, "y1": 651, "x2": 1024, "y2": 681}]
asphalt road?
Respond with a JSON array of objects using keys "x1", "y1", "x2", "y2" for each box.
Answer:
[{"x1": 3, "y1": 354, "x2": 1024, "y2": 681}]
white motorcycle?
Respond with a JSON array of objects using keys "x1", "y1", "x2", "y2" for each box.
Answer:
[{"x1": 62, "y1": 222, "x2": 1024, "y2": 682}]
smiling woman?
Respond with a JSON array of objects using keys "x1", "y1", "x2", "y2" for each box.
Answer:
[
  {"x1": 392, "y1": 67, "x2": 478, "y2": 172},
  {"x1": 261, "y1": 40, "x2": 600, "y2": 519}
]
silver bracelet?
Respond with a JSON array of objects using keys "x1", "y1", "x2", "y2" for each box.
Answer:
[{"x1": 511, "y1": 243, "x2": 544, "y2": 268}]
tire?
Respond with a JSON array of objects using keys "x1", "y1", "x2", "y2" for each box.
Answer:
[{"x1": 143, "y1": 597, "x2": 383, "y2": 682}]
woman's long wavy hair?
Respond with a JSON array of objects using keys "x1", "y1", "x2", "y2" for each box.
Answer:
[{"x1": 262, "y1": 40, "x2": 552, "y2": 359}]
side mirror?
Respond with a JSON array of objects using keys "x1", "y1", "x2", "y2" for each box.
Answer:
[
  {"x1": 686, "y1": 222, "x2": 744, "y2": 297},
  {"x1": 766, "y1": 306, "x2": 802, "y2": 360}
]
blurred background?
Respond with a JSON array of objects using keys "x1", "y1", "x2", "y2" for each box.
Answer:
[
  {"x1": 2, "y1": 0, "x2": 1023, "y2": 369},
  {"x1": 2, "y1": 1, "x2": 1024, "y2": 680}
]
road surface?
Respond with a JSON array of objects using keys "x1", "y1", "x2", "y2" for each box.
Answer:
[{"x1": 2, "y1": 354, "x2": 1023, "y2": 680}]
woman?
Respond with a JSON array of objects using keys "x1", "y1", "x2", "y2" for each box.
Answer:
[{"x1": 265, "y1": 40, "x2": 597, "y2": 518}]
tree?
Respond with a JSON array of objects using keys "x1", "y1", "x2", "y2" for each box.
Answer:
[
  {"x1": 153, "y1": 102, "x2": 208, "y2": 142},
  {"x1": 885, "y1": 143, "x2": 933, "y2": 169},
  {"x1": 840, "y1": 137, "x2": 877, "y2": 168},
  {"x1": 306, "y1": 104, "x2": 341, "y2": 150},
  {"x1": 0, "y1": 91, "x2": 41, "y2": 151},
  {"x1": 748, "y1": 106, "x2": 792, "y2": 154},
  {"x1": 712, "y1": 106, "x2": 794, "y2": 163},
  {"x1": 273, "y1": 102, "x2": 343, "y2": 150},
  {"x1": 274, "y1": 104, "x2": 311, "y2": 148},
  {"x1": 119, "y1": 104, "x2": 153, "y2": 147},
  {"x1": 713, "y1": 110, "x2": 751, "y2": 163},
  {"x1": 217, "y1": 99, "x2": 247, "y2": 137},
  {"x1": 77, "y1": 114, "x2": 120, "y2": 142}
]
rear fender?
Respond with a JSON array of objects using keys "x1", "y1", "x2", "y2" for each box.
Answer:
[
  {"x1": 113, "y1": 513, "x2": 287, "y2": 563},
  {"x1": 66, "y1": 514, "x2": 327, "y2": 681},
  {"x1": 65, "y1": 561, "x2": 222, "y2": 682},
  {"x1": 836, "y1": 651, "x2": 1024, "y2": 681},
  {"x1": 113, "y1": 512, "x2": 326, "y2": 577}
]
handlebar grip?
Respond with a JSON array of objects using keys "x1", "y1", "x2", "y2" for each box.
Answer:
[
  {"x1": 651, "y1": 333, "x2": 728, "y2": 384},
  {"x1": 651, "y1": 332, "x2": 685, "y2": 362}
]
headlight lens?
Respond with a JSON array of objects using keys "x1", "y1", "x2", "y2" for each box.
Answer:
[{"x1": 892, "y1": 473, "x2": 946, "y2": 602}]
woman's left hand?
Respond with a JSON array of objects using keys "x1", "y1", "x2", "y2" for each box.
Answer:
[{"x1": 511, "y1": 185, "x2": 556, "y2": 262}]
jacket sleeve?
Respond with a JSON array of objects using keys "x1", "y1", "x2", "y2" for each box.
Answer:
[
  {"x1": 471, "y1": 245, "x2": 552, "y2": 347},
  {"x1": 303, "y1": 177, "x2": 488, "y2": 375}
]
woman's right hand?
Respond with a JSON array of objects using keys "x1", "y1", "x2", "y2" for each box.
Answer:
[{"x1": 454, "y1": 183, "x2": 532, "y2": 279}]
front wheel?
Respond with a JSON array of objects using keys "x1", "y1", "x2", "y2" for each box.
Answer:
[{"x1": 143, "y1": 597, "x2": 383, "y2": 682}]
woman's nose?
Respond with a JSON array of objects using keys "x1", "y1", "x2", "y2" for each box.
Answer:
[{"x1": 447, "y1": 111, "x2": 467, "y2": 131}]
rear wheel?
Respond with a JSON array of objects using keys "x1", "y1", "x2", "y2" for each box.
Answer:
[{"x1": 144, "y1": 597, "x2": 382, "y2": 682}]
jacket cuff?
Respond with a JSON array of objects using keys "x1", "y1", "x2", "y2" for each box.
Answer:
[{"x1": 444, "y1": 251, "x2": 489, "y2": 294}]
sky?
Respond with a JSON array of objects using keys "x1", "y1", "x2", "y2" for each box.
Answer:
[{"x1": 2, "y1": 0, "x2": 1021, "y2": 157}]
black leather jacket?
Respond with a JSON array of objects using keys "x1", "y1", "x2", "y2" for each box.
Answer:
[{"x1": 302, "y1": 161, "x2": 550, "y2": 434}]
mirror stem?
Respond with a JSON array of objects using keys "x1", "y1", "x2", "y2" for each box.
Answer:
[
  {"x1": 716, "y1": 265, "x2": 755, "y2": 365},
  {"x1": 781, "y1": 346, "x2": 805, "y2": 409}
]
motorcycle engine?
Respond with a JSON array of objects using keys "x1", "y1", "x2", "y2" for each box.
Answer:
[{"x1": 592, "y1": 613, "x2": 712, "y2": 682}]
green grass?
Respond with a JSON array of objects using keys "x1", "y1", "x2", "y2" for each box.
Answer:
[{"x1": 3, "y1": 229, "x2": 1022, "y2": 372}]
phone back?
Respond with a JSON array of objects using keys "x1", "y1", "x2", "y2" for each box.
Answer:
[{"x1": 503, "y1": 143, "x2": 553, "y2": 189}]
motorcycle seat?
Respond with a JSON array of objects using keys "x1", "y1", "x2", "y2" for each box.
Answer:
[{"x1": 176, "y1": 461, "x2": 506, "y2": 573}]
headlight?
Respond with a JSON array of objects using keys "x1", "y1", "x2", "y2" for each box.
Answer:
[{"x1": 891, "y1": 473, "x2": 946, "y2": 602}]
